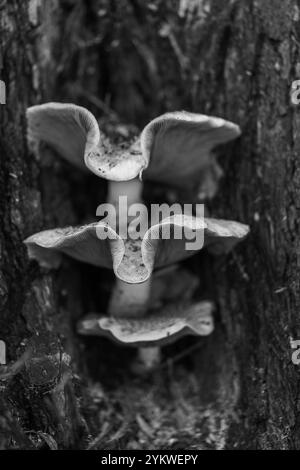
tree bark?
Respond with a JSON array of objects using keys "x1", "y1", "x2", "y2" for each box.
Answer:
[
  {"x1": 1, "y1": 0, "x2": 300, "y2": 449},
  {"x1": 0, "y1": 0, "x2": 88, "y2": 449}
]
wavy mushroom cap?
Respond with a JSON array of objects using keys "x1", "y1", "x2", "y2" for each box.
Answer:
[
  {"x1": 27, "y1": 102, "x2": 146, "y2": 181},
  {"x1": 27, "y1": 104, "x2": 240, "y2": 187},
  {"x1": 77, "y1": 300, "x2": 214, "y2": 347},
  {"x1": 141, "y1": 111, "x2": 241, "y2": 188},
  {"x1": 24, "y1": 216, "x2": 249, "y2": 284}
]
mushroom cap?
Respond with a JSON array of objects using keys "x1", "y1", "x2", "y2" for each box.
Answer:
[
  {"x1": 27, "y1": 104, "x2": 240, "y2": 186},
  {"x1": 77, "y1": 300, "x2": 214, "y2": 347},
  {"x1": 141, "y1": 111, "x2": 241, "y2": 188},
  {"x1": 24, "y1": 216, "x2": 249, "y2": 284},
  {"x1": 27, "y1": 102, "x2": 146, "y2": 181}
]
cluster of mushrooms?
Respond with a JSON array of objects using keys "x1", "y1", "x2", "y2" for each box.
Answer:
[{"x1": 25, "y1": 103, "x2": 249, "y2": 372}]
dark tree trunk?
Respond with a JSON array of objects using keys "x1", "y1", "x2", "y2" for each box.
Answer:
[
  {"x1": 1, "y1": 0, "x2": 300, "y2": 450},
  {"x1": 0, "y1": 0, "x2": 87, "y2": 449}
]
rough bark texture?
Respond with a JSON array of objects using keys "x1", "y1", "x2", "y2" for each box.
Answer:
[
  {"x1": 1, "y1": 0, "x2": 300, "y2": 450},
  {"x1": 0, "y1": 0, "x2": 88, "y2": 449}
]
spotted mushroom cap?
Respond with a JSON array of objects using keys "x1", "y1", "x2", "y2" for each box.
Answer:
[
  {"x1": 27, "y1": 103, "x2": 240, "y2": 188},
  {"x1": 24, "y1": 216, "x2": 249, "y2": 284},
  {"x1": 27, "y1": 102, "x2": 145, "y2": 181},
  {"x1": 77, "y1": 300, "x2": 214, "y2": 347}
]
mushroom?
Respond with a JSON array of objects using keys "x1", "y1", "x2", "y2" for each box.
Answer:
[
  {"x1": 27, "y1": 103, "x2": 240, "y2": 220},
  {"x1": 25, "y1": 216, "x2": 249, "y2": 279},
  {"x1": 26, "y1": 103, "x2": 246, "y2": 369},
  {"x1": 25, "y1": 215, "x2": 249, "y2": 367},
  {"x1": 77, "y1": 300, "x2": 214, "y2": 348}
]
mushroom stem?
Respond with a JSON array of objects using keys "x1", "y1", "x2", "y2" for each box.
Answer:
[
  {"x1": 107, "y1": 178, "x2": 143, "y2": 212},
  {"x1": 136, "y1": 347, "x2": 161, "y2": 371},
  {"x1": 108, "y1": 278, "x2": 151, "y2": 318},
  {"x1": 107, "y1": 178, "x2": 144, "y2": 235},
  {"x1": 107, "y1": 177, "x2": 160, "y2": 371},
  {"x1": 108, "y1": 279, "x2": 161, "y2": 371}
]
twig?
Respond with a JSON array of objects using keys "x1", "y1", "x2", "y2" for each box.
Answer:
[{"x1": 87, "y1": 421, "x2": 111, "y2": 450}]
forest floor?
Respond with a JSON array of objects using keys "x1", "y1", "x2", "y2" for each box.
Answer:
[{"x1": 80, "y1": 335, "x2": 229, "y2": 450}]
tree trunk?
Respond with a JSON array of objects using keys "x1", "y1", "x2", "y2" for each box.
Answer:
[
  {"x1": 1, "y1": 0, "x2": 300, "y2": 450},
  {"x1": 0, "y1": 0, "x2": 88, "y2": 449}
]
